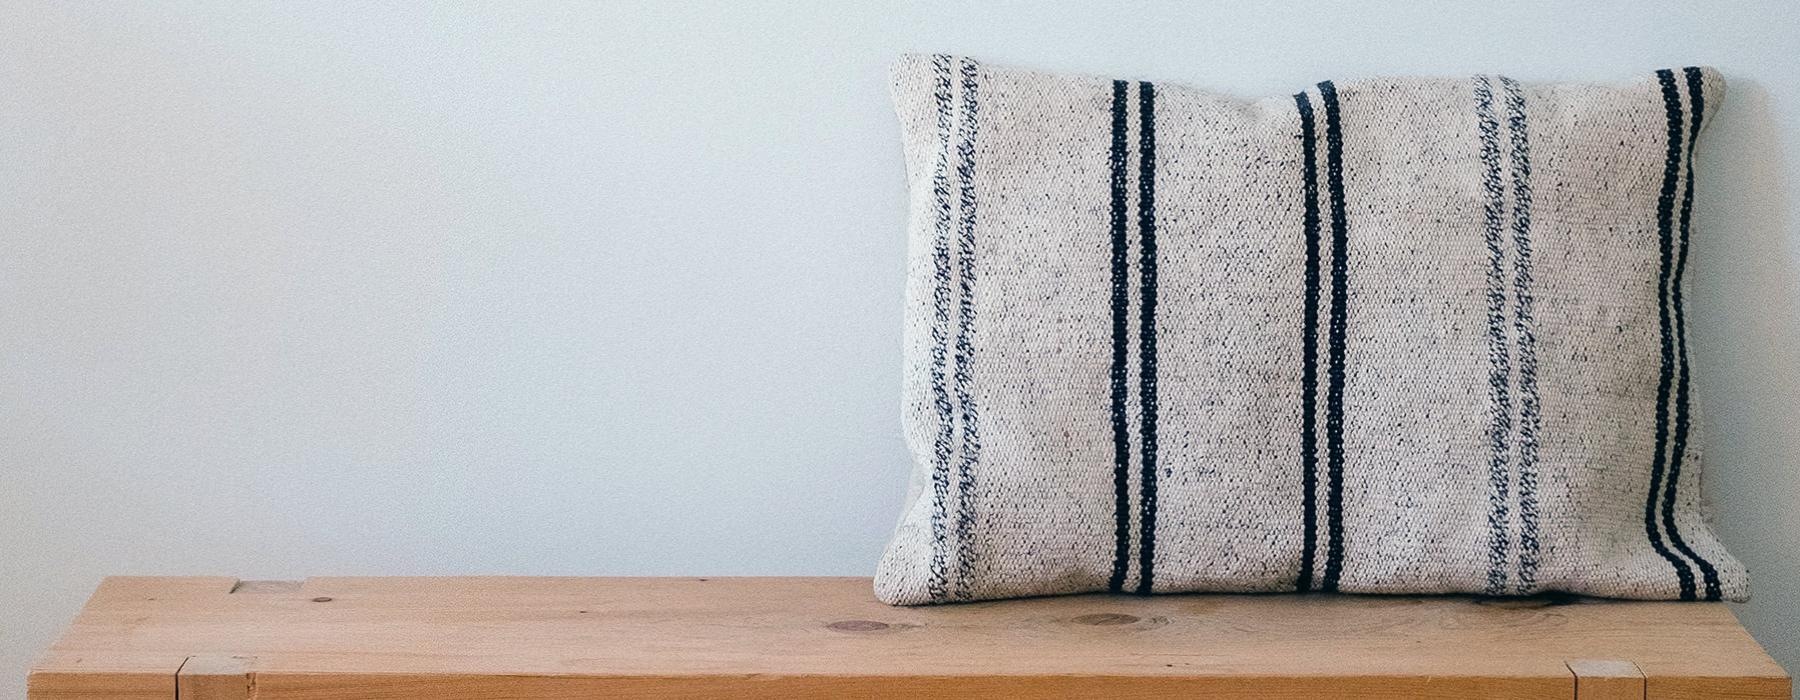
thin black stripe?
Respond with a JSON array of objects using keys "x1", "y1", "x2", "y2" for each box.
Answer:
[
  {"x1": 1107, "y1": 79, "x2": 1132, "y2": 594},
  {"x1": 1665, "y1": 66, "x2": 1723, "y2": 601},
  {"x1": 924, "y1": 54, "x2": 956, "y2": 602},
  {"x1": 1294, "y1": 90, "x2": 1322, "y2": 593},
  {"x1": 1501, "y1": 75, "x2": 1543, "y2": 594},
  {"x1": 950, "y1": 57, "x2": 982, "y2": 601},
  {"x1": 1648, "y1": 68, "x2": 1698, "y2": 600},
  {"x1": 1474, "y1": 75, "x2": 1514, "y2": 596},
  {"x1": 1318, "y1": 80, "x2": 1349, "y2": 593},
  {"x1": 1135, "y1": 81, "x2": 1160, "y2": 596}
]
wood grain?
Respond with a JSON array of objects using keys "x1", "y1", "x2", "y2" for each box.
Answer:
[
  {"x1": 27, "y1": 576, "x2": 1790, "y2": 699},
  {"x1": 177, "y1": 656, "x2": 253, "y2": 700}
]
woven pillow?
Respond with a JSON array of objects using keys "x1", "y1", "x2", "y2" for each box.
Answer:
[{"x1": 875, "y1": 54, "x2": 1748, "y2": 605}]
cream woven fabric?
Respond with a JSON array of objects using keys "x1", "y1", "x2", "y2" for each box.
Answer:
[{"x1": 876, "y1": 54, "x2": 1748, "y2": 605}]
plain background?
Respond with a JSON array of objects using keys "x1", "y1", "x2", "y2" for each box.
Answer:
[{"x1": 3, "y1": 1, "x2": 1797, "y2": 696}]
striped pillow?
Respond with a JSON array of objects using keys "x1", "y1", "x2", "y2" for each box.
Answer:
[{"x1": 875, "y1": 54, "x2": 1748, "y2": 605}]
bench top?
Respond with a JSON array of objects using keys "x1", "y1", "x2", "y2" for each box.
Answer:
[{"x1": 29, "y1": 576, "x2": 1788, "y2": 699}]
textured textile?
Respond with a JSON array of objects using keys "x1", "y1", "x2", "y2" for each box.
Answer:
[{"x1": 875, "y1": 54, "x2": 1749, "y2": 605}]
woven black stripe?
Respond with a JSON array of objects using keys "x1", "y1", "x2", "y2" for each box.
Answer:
[
  {"x1": 1474, "y1": 75, "x2": 1514, "y2": 596},
  {"x1": 1665, "y1": 66, "x2": 1723, "y2": 601},
  {"x1": 1648, "y1": 68, "x2": 1699, "y2": 600},
  {"x1": 1135, "y1": 81, "x2": 1160, "y2": 596},
  {"x1": 1107, "y1": 79, "x2": 1132, "y2": 594},
  {"x1": 1318, "y1": 80, "x2": 1349, "y2": 593},
  {"x1": 924, "y1": 54, "x2": 956, "y2": 602},
  {"x1": 1294, "y1": 90, "x2": 1322, "y2": 593},
  {"x1": 1501, "y1": 75, "x2": 1543, "y2": 594},
  {"x1": 950, "y1": 57, "x2": 982, "y2": 601}
]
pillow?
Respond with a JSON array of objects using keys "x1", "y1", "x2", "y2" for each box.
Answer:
[{"x1": 875, "y1": 54, "x2": 1747, "y2": 605}]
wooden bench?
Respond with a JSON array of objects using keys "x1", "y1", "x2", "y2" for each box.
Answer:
[{"x1": 28, "y1": 576, "x2": 1788, "y2": 699}]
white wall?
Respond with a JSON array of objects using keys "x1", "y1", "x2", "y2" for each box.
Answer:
[{"x1": 3, "y1": 1, "x2": 1797, "y2": 696}]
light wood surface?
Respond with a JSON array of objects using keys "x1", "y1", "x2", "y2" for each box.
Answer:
[
  {"x1": 1566, "y1": 659, "x2": 1644, "y2": 700},
  {"x1": 28, "y1": 576, "x2": 1789, "y2": 699}
]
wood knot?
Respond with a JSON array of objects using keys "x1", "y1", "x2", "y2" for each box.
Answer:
[
  {"x1": 1072, "y1": 612, "x2": 1139, "y2": 626},
  {"x1": 827, "y1": 620, "x2": 891, "y2": 632},
  {"x1": 310, "y1": 597, "x2": 334, "y2": 603}
]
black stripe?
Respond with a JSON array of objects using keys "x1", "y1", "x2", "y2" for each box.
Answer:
[
  {"x1": 1135, "y1": 81, "x2": 1160, "y2": 595},
  {"x1": 1318, "y1": 80, "x2": 1349, "y2": 593},
  {"x1": 924, "y1": 54, "x2": 956, "y2": 602},
  {"x1": 1107, "y1": 79, "x2": 1132, "y2": 594},
  {"x1": 950, "y1": 57, "x2": 982, "y2": 601},
  {"x1": 1474, "y1": 75, "x2": 1514, "y2": 596},
  {"x1": 1665, "y1": 66, "x2": 1723, "y2": 601},
  {"x1": 1648, "y1": 68, "x2": 1699, "y2": 600},
  {"x1": 1294, "y1": 90, "x2": 1322, "y2": 593},
  {"x1": 1501, "y1": 75, "x2": 1543, "y2": 594}
]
